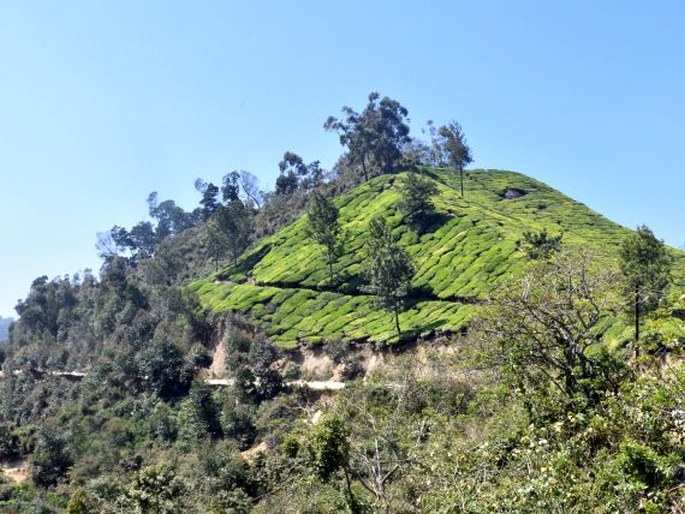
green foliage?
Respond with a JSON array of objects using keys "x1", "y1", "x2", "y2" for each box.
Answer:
[
  {"x1": 620, "y1": 225, "x2": 673, "y2": 345},
  {"x1": 325, "y1": 92, "x2": 411, "y2": 179},
  {"x1": 308, "y1": 415, "x2": 350, "y2": 483},
  {"x1": 431, "y1": 120, "x2": 473, "y2": 196},
  {"x1": 124, "y1": 462, "x2": 188, "y2": 513},
  {"x1": 192, "y1": 169, "x2": 685, "y2": 347},
  {"x1": 0, "y1": 424, "x2": 20, "y2": 462},
  {"x1": 396, "y1": 171, "x2": 439, "y2": 231},
  {"x1": 479, "y1": 251, "x2": 629, "y2": 419},
  {"x1": 306, "y1": 191, "x2": 343, "y2": 284},
  {"x1": 362, "y1": 217, "x2": 415, "y2": 335},
  {"x1": 204, "y1": 200, "x2": 254, "y2": 268},
  {"x1": 136, "y1": 339, "x2": 190, "y2": 401},
  {"x1": 30, "y1": 431, "x2": 73, "y2": 488},
  {"x1": 520, "y1": 227, "x2": 562, "y2": 259}
]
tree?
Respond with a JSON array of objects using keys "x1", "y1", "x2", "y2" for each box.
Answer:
[
  {"x1": 619, "y1": 225, "x2": 672, "y2": 350},
  {"x1": 432, "y1": 120, "x2": 473, "y2": 196},
  {"x1": 136, "y1": 338, "x2": 190, "y2": 401},
  {"x1": 147, "y1": 192, "x2": 194, "y2": 241},
  {"x1": 306, "y1": 192, "x2": 343, "y2": 284},
  {"x1": 308, "y1": 414, "x2": 353, "y2": 491},
  {"x1": 31, "y1": 430, "x2": 73, "y2": 487},
  {"x1": 362, "y1": 217, "x2": 415, "y2": 337},
  {"x1": 238, "y1": 170, "x2": 263, "y2": 208},
  {"x1": 125, "y1": 463, "x2": 189, "y2": 513},
  {"x1": 325, "y1": 92, "x2": 411, "y2": 181},
  {"x1": 520, "y1": 228, "x2": 563, "y2": 260},
  {"x1": 478, "y1": 251, "x2": 628, "y2": 419},
  {"x1": 204, "y1": 200, "x2": 253, "y2": 267},
  {"x1": 396, "y1": 172, "x2": 439, "y2": 231},
  {"x1": 276, "y1": 152, "x2": 324, "y2": 195},
  {"x1": 221, "y1": 171, "x2": 241, "y2": 203},
  {"x1": 194, "y1": 179, "x2": 220, "y2": 220}
]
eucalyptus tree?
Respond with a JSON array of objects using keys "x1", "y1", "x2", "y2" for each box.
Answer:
[{"x1": 325, "y1": 92, "x2": 411, "y2": 181}]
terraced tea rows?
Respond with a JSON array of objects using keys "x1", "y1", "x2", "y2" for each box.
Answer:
[{"x1": 191, "y1": 168, "x2": 685, "y2": 346}]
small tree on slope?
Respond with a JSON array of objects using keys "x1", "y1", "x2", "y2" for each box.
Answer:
[
  {"x1": 306, "y1": 192, "x2": 343, "y2": 284},
  {"x1": 362, "y1": 217, "x2": 415, "y2": 337},
  {"x1": 397, "y1": 172, "x2": 439, "y2": 232},
  {"x1": 619, "y1": 225, "x2": 672, "y2": 354}
]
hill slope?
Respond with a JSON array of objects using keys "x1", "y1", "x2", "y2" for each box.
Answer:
[{"x1": 190, "y1": 168, "x2": 685, "y2": 347}]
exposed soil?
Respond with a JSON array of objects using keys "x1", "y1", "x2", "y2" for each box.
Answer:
[
  {"x1": 298, "y1": 347, "x2": 335, "y2": 380},
  {"x1": 501, "y1": 187, "x2": 527, "y2": 199},
  {"x1": 1, "y1": 459, "x2": 29, "y2": 484},
  {"x1": 207, "y1": 341, "x2": 227, "y2": 378}
]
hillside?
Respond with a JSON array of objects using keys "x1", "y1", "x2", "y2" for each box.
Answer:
[{"x1": 191, "y1": 168, "x2": 685, "y2": 347}]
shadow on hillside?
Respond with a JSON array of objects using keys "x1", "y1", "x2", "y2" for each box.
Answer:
[
  {"x1": 217, "y1": 243, "x2": 273, "y2": 281},
  {"x1": 416, "y1": 212, "x2": 451, "y2": 235}
]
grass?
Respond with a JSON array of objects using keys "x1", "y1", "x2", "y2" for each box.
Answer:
[{"x1": 190, "y1": 168, "x2": 685, "y2": 347}]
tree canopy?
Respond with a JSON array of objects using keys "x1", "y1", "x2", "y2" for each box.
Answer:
[{"x1": 325, "y1": 92, "x2": 411, "y2": 181}]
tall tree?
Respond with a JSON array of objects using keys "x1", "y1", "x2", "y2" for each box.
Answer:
[
  {"x1": 325, "y1": 92, "x2": 411, "y2": 181},
  {"x1": 194, "y1": 179, "x2": 221, "y2": 220},
  {"x1": 433, "y1": 120, "x2": 473, "y2": 196},
  {"x1": 306, "y1": 192, "x2": 343, "y2": 284},
  {"x1": 396, "y1": 172, "x2": 439, "y2": 231},
  {"x1": 204, "y1": 200, "x2": 253, "y2": 267},
  {"x1": 362, "y1": 217, "x2": 415, "y2": 337},
  {"x1": 619, "y1": 225, "x2": 672, "y2": 351}
]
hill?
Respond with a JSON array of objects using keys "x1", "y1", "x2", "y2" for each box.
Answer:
[{"x1": 190, "y1": 168, "x2": 685, "y2": 347}]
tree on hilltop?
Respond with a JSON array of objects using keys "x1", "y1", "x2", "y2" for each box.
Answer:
[
  {"x1": 431, "y1": 120, "x2": 473, "y2": 196},
  {"x1": 325, "y1": 92, "x2": 411, "y2": 181}
]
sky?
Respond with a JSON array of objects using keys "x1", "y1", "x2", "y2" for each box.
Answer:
[{"x1": 0, "y1": 0, "x2": 684, "y2": 318}]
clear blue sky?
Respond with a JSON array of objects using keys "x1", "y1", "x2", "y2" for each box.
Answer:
[{"x1": 1, "y1": 1, "x2": 684, "y2": 318}]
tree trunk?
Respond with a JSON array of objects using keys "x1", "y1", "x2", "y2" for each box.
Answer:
[
  {"x1": 394, "y1": 308, "x2": 401, "y2": 337},
  {"x1": 460, "y1": 166, "x2": 464, "y2": 197}
]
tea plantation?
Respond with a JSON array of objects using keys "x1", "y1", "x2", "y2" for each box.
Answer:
[{"x1": 190, "y1": 168, "x2": 685, "y2": 346}]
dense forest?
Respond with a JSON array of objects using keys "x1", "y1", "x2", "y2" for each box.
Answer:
[{"x1": 1, "y1": 93, "x2": 685, "y2": 513}]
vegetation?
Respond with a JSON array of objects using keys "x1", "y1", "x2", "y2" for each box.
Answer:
[
  {"x1": 362, "y1": 217, "x2": 415, "y2": 336},
  {"x1": 1, "y1": 92, "x2": 685, "y2": 512},
  {"x1": 396, "y1": 171, "x2": 439, "y2": 232},
  {"x1": 325, "y1": 92, "x2": 411, "y2": 181},
  {"x1": 429, "y1": 120, "x2": 473, "y2": 196},
  {"x1": 620, "y1": 224, "x2": 673, "y2": 348},
  {"x1": 306, "y1": 192, "x2": 343, "y2": 284},
  {"x1": 520, "y1": 227, "x2": 563, "y2": 259}
]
